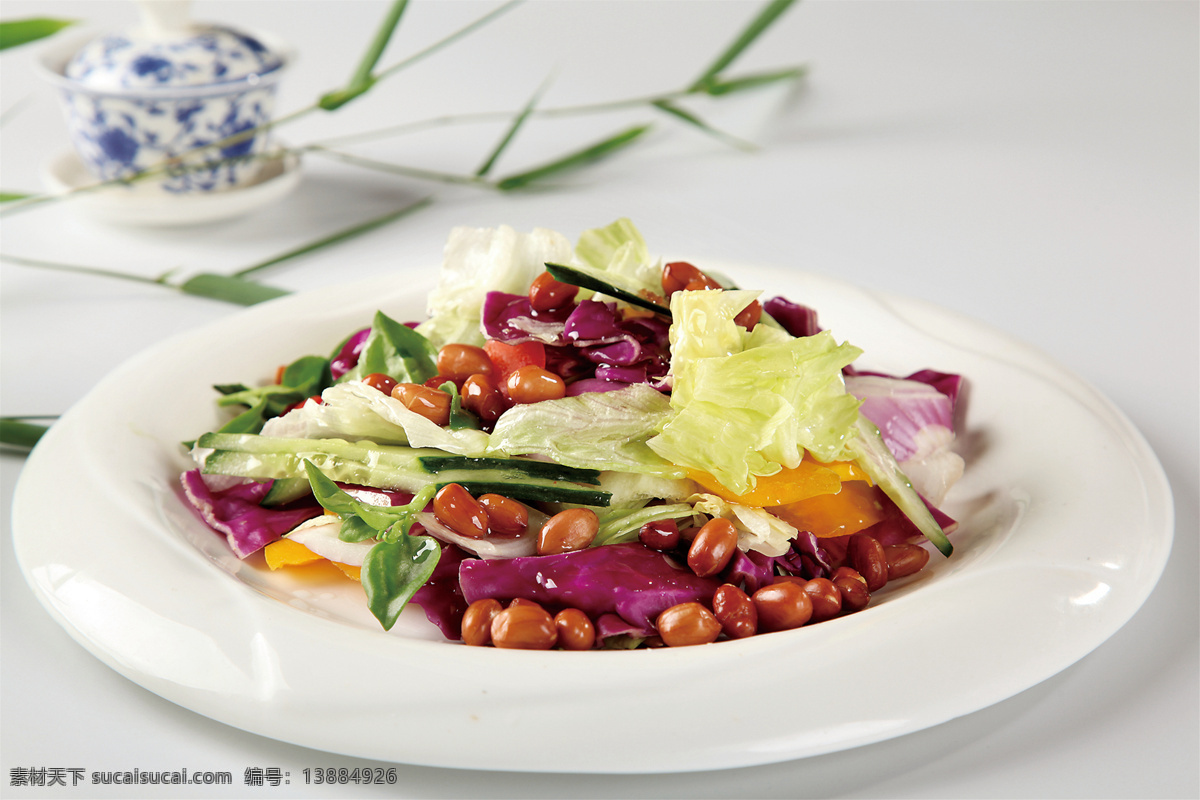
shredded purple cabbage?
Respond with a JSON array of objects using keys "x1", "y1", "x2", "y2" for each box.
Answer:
[
  {"x1": 329, "y1": 328, "x2": 370, "y2": 380},
  {"x1": 458, "y1": 543, "x2": 721, "y2": 630},
  {"x1": 180, "y1": 470, "x2": 322, "y2": 558},
  {"x1": 764, "y1": 296, "x2": 821, "y2": 337},
  {"x1": 411, "y1": 543, "x2": 469, "y2": 639},
  {"x1": 480, "y1": 290, "x2": 671, "y2": 395},
  {"x1": 595, "y1": 613, "x2": 656, "y2": 643}
]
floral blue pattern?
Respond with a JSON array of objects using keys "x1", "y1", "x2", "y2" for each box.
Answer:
[{"x1": 54, "y1": 24, "x2": 287, "y2": 192}]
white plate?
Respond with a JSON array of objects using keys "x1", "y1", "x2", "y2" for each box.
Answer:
[
  {"x1": 41, "y1": 147, "x2": 302, "y2": 227},
  {"x1": 12, "y1": 264, "x2": 1173, "y2": 773}
]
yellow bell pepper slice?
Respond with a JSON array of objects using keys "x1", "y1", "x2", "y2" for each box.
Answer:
[
  {"x1": 772, "y1": 480, "x2": 888, "y2": 538},
  {"x1": 264, "y1": 538, "x2": 324, "y2": 570},
  {"x1": 264, "y1": 538, "x2": 361, "y2": 581},
  {"x1": 690, "y1": 455, "x2": 871, "y2": 507}
]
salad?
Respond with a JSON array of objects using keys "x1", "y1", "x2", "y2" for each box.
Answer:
[{"x1": 182, "y1": 219, "x2": 965, "y2": 649}]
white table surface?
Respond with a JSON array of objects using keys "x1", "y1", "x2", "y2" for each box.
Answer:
[{"x1": 2, "y1": 1, "x2": 1196, "y2": 797}]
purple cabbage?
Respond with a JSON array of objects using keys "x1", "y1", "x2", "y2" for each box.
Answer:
[
  {"x1": 849, "y1": 367, "x2": 964, "y2": 413},
  {"x1": 595, "y1": 613, "x2": 656, "y2": 643},
  {"x1": 458, "y1": 543, "x2": 721, "y2": 630},
  {"x1": 481, "y1": 292, "x2": 570, "y2": 343},
  {"x1": 411, "y1": 543, "x2": 470, "y2": 639},
  {"x1": 329, "y1": 328, "x2": 370, "y2": 380},
  {"x1": 180, "y1": 470, "x2": 322, "y2": 558},
  {"x1": 480, "y1": 290, "x2": 672, "y2": 395},
  {"x1": 764, "y1": 296, "x2": 820, "y2": 337}
]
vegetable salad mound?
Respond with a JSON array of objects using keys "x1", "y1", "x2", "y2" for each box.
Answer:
[{"x1": 182, "y1": 218, "x2": 966, "y2": 649}]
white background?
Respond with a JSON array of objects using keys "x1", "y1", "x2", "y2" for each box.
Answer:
[{"x1": 1, "y1": 1, "x2": 1196, "y2": 797}]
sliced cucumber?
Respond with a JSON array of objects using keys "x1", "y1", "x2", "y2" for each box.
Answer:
[
  {"x1": 545, "y1": 262, "x2": 671, "y2": 316},
  {"x1": 844, "y1": 416, "x2": 953, "y2": 557},
  {"x1": 261, "y1": 477, "x2": 312, "y2": 507},
  {"x1": 196, "y1": 433, "x2": 612, "y2": 506}
]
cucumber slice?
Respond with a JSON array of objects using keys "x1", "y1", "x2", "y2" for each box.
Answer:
[
  {"x1": 261, "y1": 477, "x2": 312, "y2": 507},
  {"x1": 197, "y1": 433, "x2": 612, "y2": 506},
  {"x1": 844, "y1": 416, "x2": 954, "y2": 557}
]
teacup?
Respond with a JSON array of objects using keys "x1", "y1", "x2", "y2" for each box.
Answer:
[{"x1": 38, "y1": 19, "x2": 291, "y2": 193}]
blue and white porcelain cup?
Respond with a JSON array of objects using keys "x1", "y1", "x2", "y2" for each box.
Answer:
[{"x1": 38, "y1": 3, "x2": 291, "y2": 193}]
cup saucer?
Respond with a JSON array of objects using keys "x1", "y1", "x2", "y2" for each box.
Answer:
[{"x1": 41, "y1": 147, "x2": 302, "y2": 226}]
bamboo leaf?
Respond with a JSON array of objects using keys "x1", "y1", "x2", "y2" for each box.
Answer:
[
  {"x1": 690, "y1": 0, "x2": 798, "y2": 92},
  {"x1": 651, "y1": 100, "x2": 757, "y2": 151},
  {"x1": 475, "y1": 73, "x2": 553, "y2": 177},
  {"x1": 0, "y1": 417, "x2": 50, "y2": 450},
  {"x1": 177, "y1": 274, "x2": 291, "y2": 306},
  {"x1": 703, "y1": 65, "x2": 807, "y2": 96},
  {"x1": 319, "y1": 0, "x2": 409, "y2": 111},
  {"x1": 0, "y1": 253, "x2": 167, "y2": 286},
  {"x1": 374, "y1": 0, "x2": 523, "y2": 84},
  {"x1": 496, "y1": 124, "x2": 651, "y2": 191},
  {"x1": 0, "y1": 18, "x2": 75, "y2": 51},
  {"x1": 234, "y1": 196, "x2": 433, "y2": 278}
]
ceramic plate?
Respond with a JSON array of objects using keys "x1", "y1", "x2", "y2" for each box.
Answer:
[{"x1": 12, "y1": 264, "x2": 1173, "y2": 773}]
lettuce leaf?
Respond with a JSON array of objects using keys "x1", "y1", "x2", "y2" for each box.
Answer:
[
  {"x1": 416, "y1": 225, "x2": 574, "y2": 348},
  {"x1": 488, "y1": 383, "x2": 684, "y2": 477},
  {"x1": 573, "y1": 217, "x2": 662, "y2": 298},
  {"x1": 647, "y1": 289, "x2": 863, "y2": 495},
  {"x1": 262, "y1": 382, "x2": 490, "y2": 456}
]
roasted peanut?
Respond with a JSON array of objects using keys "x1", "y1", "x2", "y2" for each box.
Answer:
[
  {"x1": 478, "y1": 494, "x2": 529, "y2": 536},
  {"x1": 391, "y1": 382, "x2": 452, "y2": 426},
  {"x1": 461, "y1": 598, "x2": 503, "y2": 646},
  {"x1": 686, "y1": 518, "x2": 738, "y2": 577},
  {"x1": 832, "y1": 567, "x2": 871, "y2": 613},
  {"x1": 362, "y1": 372, "x2": 398, "y2": 396},
  {"x1": 712, "y1": 584, "x2": 757, "y2": 639},
  {"x1": 656, "y1": 602, "x2": 721, "y2": 647},
  {"x1": 638, "y1": 519, "x2": 681, "y2": 552},
  {"x1": 802, "y1": 577, "x2": 842, "y2": 622},
  {"x1": 433, "y1": 483, "x2": 489, "y2": 539},
  {"x1": 462, "y1": 373, "x2": 506, "y2": 424},
  {"x1": 529, "y1": 271, "x2": 579, "y2": 312},
  {"x1": 490, "y1": 604, "x2": 557, "y2": 650},
  {"x1": 554, "y1": 608, "x2": 596, "y2": 651},
  {"x1": 884, "y1": 543, "x2": 930, "y2": 580},
  {"x1": 662, "y1": 261, "x2": 720, "y2": 296},
  {"x1": 753, "y1": 581, "x2": 814, "y2": 632},
  {"x1": 505, "y1": 365, "x2": 567, "y2": 404},
  {"x1": 537, "y1": 508, "x2": 599, "y2": 555},
  {"x1": 848, "y1": 533, "x2": 889, "y2": 592},
  {"x1": 436, "y1": 344, "x2": 495, "y2": 382}
]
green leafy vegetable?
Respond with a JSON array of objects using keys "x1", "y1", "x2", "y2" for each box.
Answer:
[
  {"x1": 362, "y1": 535, "x2": 441, "y2": 630},
  {"x1": 339, "y1": 311, "x2": 437, "y2": 385},
  {"x1": 303, "y1": 459, "x2": 435, "y2": 537},
  {"x1": 215, "y1": 354, "x2": 331, "y2": 426},
  {"x1": 301, "y1": 460, "x2": 442, "y2": 630}
]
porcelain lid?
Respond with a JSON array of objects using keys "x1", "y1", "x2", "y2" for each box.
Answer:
[{"x1": 64, "y1": 24, "x2": 283, "y2": 90}]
